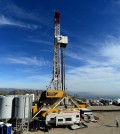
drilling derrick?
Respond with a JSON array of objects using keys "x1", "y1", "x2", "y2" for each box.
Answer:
[
  {"x1": 48, "y1": 11, "x2": 68, "y2": 90},
  {"x1": 32, "y1": 12, "x2": 81, "y2": 121},
  {"x1": 53, "y1": 11, "x2": 61, "y2": 90}
]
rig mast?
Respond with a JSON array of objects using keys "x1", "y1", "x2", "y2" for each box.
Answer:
[{"x1": 48, "y1": 11, "x2": 68, "y2": 90}]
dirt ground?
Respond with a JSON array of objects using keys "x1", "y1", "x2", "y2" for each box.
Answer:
[{"x1": 23, "y1": 112, "x2": 120, "y2": 134}]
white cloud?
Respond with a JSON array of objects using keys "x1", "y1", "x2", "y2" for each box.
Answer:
[
  {"x1": 5, "y1": 56, "x2": 49, "y2": 66},
  {"x1": 0, "y1": 15, "x2": 38, "y2": 29},
  {"x1": 101, "y1": 46, "x2": 120, "y2": 66},
  {"x1": 66, "y1": 65, "x2": 120, "y2": 95},
  {"x1": 66, "y1": 50, "x2": 84, "y2": 60},
  {"x1": 25, "y1": 38, "x2": 53, "y2": 46},
  {"x1": 65, "y1": 35, "x2": 120, "y2": 95},
  {"x1": 0, "y1": 1, "x2": 50, "y2": 26}
]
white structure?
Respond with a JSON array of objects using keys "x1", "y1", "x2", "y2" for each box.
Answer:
[
  {"x1": 46, "y1": 110, "x2": 80, "y2": 126},
  {"x1": 26, "y1": 94, "x2": 35, "y2": 102},
  {"x1": 0, "y1": 96, "x2": 14, "y2": 119},
  {"x1": 13, "y1": 95, "x2": 32, "y2": 119},
  {"x1": 57, "y1": 35, "x2": 68, "y2": 44}
]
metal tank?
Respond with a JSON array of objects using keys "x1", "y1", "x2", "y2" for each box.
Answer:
[
  {"x1": 13, "y1": 95, "x2": 32, "y2": 119},
  {"x1": 0, "y1": 96, "x2": 13, "y2": 119}
]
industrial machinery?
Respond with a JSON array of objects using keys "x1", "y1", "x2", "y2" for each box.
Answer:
[
  {"x1": 48, "y1": 11, "x2": 68, "y2": 91},
  {"x1": 32, "y1": 12, "x2": 81, "y2": 127}
]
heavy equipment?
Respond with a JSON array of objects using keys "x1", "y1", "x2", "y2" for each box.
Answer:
[{"x1": 32, "y1": 11, "x2": 80, "y2": 123}]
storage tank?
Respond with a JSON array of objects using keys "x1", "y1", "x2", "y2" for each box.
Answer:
[
  {"x1": 13, "y1": 95, "x2": 32, "y2": 119},
  {"x1": 0, "y1": 96, "x2": 13, "y2": 119}
]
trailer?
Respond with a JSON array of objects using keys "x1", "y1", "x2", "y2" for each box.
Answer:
[{"x1": 45, "y1": 110, "x2": 80, "y2": 126}]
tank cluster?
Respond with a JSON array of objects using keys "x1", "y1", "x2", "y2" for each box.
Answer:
[{"x1": 0, "y1": 95, "x2": 33, "y2": 131}]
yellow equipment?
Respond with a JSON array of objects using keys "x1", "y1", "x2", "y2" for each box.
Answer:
[
  {"x1": 46, "y1": 89, "x2": 64, "y2": 98},
  {"x1": 32, "y1": 106, "x2": 38, "y2": 115},
  {"x1": 32, "y1": 90, "x2": 80, "y2": 119},
  {"x1": 78, "y1": 103, "x2": 87, "y2": 108}
]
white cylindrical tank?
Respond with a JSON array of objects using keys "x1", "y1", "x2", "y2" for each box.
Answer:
[
  {"x1": 13, "y1": 95, "x2": 32, "y2": 119},
  {"x1": 29, "y1": 94, "x2": 35, "y2": 102},
  {"x1": 0, "y1": 96, "x2": 13, "y2": 119}
]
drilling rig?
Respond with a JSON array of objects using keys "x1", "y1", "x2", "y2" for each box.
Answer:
[{"x1": 32, "y1": 11, "x2": 80, "y2": 120}]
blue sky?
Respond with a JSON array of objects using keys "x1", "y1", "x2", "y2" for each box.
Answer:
[{"x1": 0, "y1": 0, "x2": 120, "y2": 96}]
